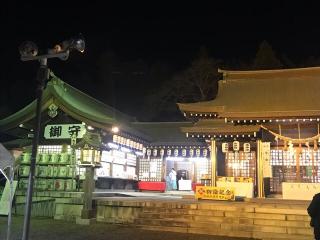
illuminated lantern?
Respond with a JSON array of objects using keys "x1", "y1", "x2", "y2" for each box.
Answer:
[
  {"x1": 142, "y1": 147, "x2": 146, "y2": 155},
  {"x1": 196, "y1": 148, "x2": 201, "y2": 157},
  {"x1": 160, "y1": 149, "x2": 165, "y2": 156},
  {"x1": 233, "y1": 141, "x2": 240, "y2": 151},
  {"x1": 167, "y1": 149, "x2": 172, "y2": 156},
  {"x1": 129, "y1": 140, "x2": 134, "y2": 148},
  {"x1": 243, "y1": 143, "x2": 251, "y2": 153},
  {"x1": 222, "y1": 143, "x2": 229, "y2": 153},
  {"x1": 113, "y1": 135, "x2": 119, "y2": 143},
  {"x1": 203, "y1": 149, "x2": 208, "y2": 157},
  {"x1": 147, "y1": 149, "x2": 151, "y2": 157},
  {"x1": 76, "y1": 132, "x2": 102, "y2": 166},
  {"x1": 153, "y1": 149, "x2": 158, "y2": 157},
  {"x1": 174, "y1": 149, "x2": 179, "y2": 157},
  {"x1": 139, "y1": 143, "x2": 143, "y2": 150},
  {"x1": 126, "y1": 138, "x2": 130, "y2": 146},
  {"x1": 189, "y1": 149, "x2": 194, "y2": 157},
  {"x1": 120, "y1": 137, "x2": 125, "y2": 145},
  {"x1": 182, "y1": 149, "x2": 187, "y2": 157}
]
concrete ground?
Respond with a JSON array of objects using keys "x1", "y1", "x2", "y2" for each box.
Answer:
[{"x1": 0, "y1": 216, "x2": 254, "y2": 240}]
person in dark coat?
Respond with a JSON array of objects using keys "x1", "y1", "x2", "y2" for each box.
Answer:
[{"x1": 308, "y1": 193, "x2": 320, "y2": 240}]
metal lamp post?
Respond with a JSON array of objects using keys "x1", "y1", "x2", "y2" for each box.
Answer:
[{"x1": 19, "y1": 36, "x2": 85, "y2": 240}]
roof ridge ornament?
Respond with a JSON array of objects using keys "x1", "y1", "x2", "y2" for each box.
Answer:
[{"x1": 48, "y1": 103, "x2": 58, "y2": 118}]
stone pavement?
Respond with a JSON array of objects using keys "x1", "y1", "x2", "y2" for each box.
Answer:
[{"x1": 0, "y1": 216, "x2": 253, "y2": 240}]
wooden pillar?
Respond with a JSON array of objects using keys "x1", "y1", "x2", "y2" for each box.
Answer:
[
  {"x1": 211, "y1": 139, "x2": 217, "y2": 187},
  {"x1": 193, "y1": 160, "x2": 197, "y2": 182},
  {"x1": 296, "y1": 144, "x2": 301, "y2": 182},
  {"x1": 256, "y1": 140, "x2": 265, "y2": 198},
  {"x1": 312, "y1": 147, "x2": 315, "y2": 183}
]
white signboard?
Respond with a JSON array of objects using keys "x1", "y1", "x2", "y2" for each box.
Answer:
[
  {"x1": 95, "y1": 162, "x2": 111, "y2": 177},
  {"x1": 101, "y1": 151, "x2": 113, "y2": 163},
  {"x1": 44, "y1": 124, "x2": 86, "y2": 139},
  {"x1": 262, "y1": 142, "x2": 272, "y2": 177}
]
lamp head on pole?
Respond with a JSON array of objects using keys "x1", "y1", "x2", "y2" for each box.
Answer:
[
  {"x1": 19, "y1": 34, "x2": 85, "y2": 61},
  {"x1": 19, "y1": 41, "x2": 38, "y2": 58},
  {"x1": 58, "y1": 34, "x2": 85, "y2": 53}
]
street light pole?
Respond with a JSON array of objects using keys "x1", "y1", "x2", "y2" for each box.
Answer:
[
  {"x1": 21, "y1": 58, "x2": 49, "y2": 240},
  {"x1": 19, "y1": 36, "x2": 85, "y2": 240}
]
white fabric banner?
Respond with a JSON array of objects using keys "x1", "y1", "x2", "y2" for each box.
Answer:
[
  {"x1": 0, "y1": 180, "x2": 17, "y2": 215},
  {"x1": 0, "y1": 144, "x2": 14, "y2": 171},
  {"x1": 262, "y1": 142, "x2": 272, "y2": 178}
]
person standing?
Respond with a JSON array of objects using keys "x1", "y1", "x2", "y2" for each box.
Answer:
[
  {"x1": 308, "y1": 192, "x2": 320, "y2": 240},
  {"x1": 169, "y1": 168, "x2": 177, "y2": 190}
]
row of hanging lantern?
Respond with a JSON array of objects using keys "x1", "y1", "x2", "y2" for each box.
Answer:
[
  {"x1": 112, "y1": 134, "x2": 144, "y2": 151},
  {"x1": 145, "y1": 148, "x2": 209, "y2": 158},
  {"x1": 222, "y1": 141, "x2": 251, "y2": 153}
]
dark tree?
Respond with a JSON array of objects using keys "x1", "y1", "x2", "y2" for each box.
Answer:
[
  {"x1": 253, "y1": 40, "x2": 283, "y2": 70},
  {"x1": 300, "y1": 56, "x2": 320, "y2": 67},
  {"x1": 96, "y1": 50, "x2": 121, "y2": 106},
  {"x1": 142, "y1": 47, "x2": 221, "y2": 121},
  {"x1": 139, "y1": 62, "x2": 175, "y2": 121}
]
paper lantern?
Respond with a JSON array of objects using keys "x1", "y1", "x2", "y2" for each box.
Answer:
[
  {"x1": 182, "y1": 149, "x2": 187, "y2": 157},
  {"x1": 203, "y1": 149, "x2": 208, "y2": 157},
  {"x1": 147, "y1": 149, "x2": 151, "y2": 156},
  {"x1": 243, "y1": 143, "x2": 250, "y2": 153},
  {"x1": 189, "y1": 149, "x2": 194, "y2": 157},
  {"x1": 233, "y1": 141, "x2": 240, "y2": 151},
  {"x1": 160, "y1": 149, "x2": 165, "y2": 156},
  {"x1": 113, "y1": 135, "x2": 119, "y2": 143},
  {"x1": 196, "y1": 149, "x2": 201, "y2": 157},
  {"x1": 222, "y1": 143, "x2": 229, "y2": 153},
  {"x1": 174, "y1": 149, "x2": 179, "y2": 157},
  {"x1": 153, "y1": 149, "x2": 158, "y2": 157},
  {"x1": 167, "y1": 149, "x2": 172, "y2": 156}
]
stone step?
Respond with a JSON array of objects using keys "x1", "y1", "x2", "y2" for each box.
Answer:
[
  {"x1": 135, "y1": 217, "x2": 313, "y2": 239},
  {"x1": 97, "y1": 199, "x2": 314, "y2": 240},
  {"x1": 252, "y1": 231, "x2": 313, "y2": 240},
  {"x1": 136, "y1": 224, "x2": 255, "y2": 239},
  {"x1": 253, "y1": 218, "x2": 310, "y2": 228},
  {"x1": 142, "y1": 207, "x2": 311, "y2": 222},
  {"x1": 135, "y1": 215, "x2": 313, "y2": 235},
  {"x1": 134, "y1": 218, "x2": 189, "y2": 228},
  {"x1": 139, "y1": 212, "x2": 311, "y2": 230},
  {"x1": 137, "y1": 224, "x2": 314, "y2": 240}
]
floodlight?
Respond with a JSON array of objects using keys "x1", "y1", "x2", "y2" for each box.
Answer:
[
  {"x1": 62, "y1": 34, "x2": 85, "y2": 53},
  {"x1": 19, "y1": 41, "x2": 38, "y2": 57}
]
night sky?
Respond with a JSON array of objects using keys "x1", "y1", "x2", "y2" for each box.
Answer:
[{"x1": 1, "y1": 2, "x2": 320, "y2": 120}]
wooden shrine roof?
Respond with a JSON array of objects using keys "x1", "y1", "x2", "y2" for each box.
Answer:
[
  {"x1": 130, "y1": 122, "x2": 205, "y2": 146},
  {"x1": 180, "y1": 119, "x2": 261, "y2": 134},
  {"x1": 178, "y1": 66, "x2": 320, "y2": 119}
]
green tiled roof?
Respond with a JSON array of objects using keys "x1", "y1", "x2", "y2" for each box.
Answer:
[{"x1": 0, "y1": 73, "x2": 134, "y2": 133}]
